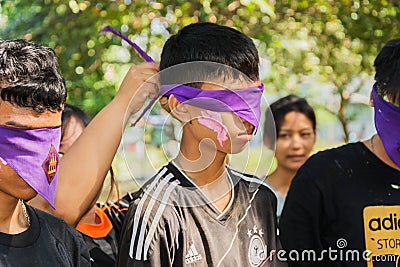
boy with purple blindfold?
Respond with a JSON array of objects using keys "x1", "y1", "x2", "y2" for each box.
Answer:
[
  {"x1": 21, "y1": 22, "x2": 279, "y2": 266},
  {"x1": 280, "y1": 39, "x2": 400, "y2": 266},
  {"x1": 0, "y1": 39, "x2": 158, "y2": 266},
  {"x1": 0, "y1": 39, "x2": 89, "y2": 266},
  {"x1": 117, "y1": 23, "x2": 284, "y2": 267},
  {"x1": 101, "y1": 26, "x2": 263, "y2": 130}
]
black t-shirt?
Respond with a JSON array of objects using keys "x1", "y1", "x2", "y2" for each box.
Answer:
[
  {"x1": 280, "y1": 142, "x2": 400, "y2": 267},
  {"x1": 117, "y1": 162, "x2": 285, "y2": 267},
  {"x1": 0, "y1": 205, "x2": 90, "y2": 266},
  {"x1": 81, "y1": 230, "x2": 117, "y2": 267}
]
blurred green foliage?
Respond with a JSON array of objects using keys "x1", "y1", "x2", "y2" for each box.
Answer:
[{"x1": 0, "y1": 0, "x2": 399, "y2": 141}]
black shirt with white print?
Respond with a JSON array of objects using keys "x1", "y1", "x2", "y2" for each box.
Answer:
[
  {"x1": 280, "y1": 142, "x2": 400, "y2": 267},
  {"x1": 117, "y1": 162, "x2": 285, "y2": 267}
]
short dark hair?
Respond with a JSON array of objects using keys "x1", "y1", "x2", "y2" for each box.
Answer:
[
  {"x1": 263, "y1": 95, "x2": 316, "y2": 148},
  {"x1": 159, "y1": 23, "x2": 259, "y2": 85},
  {"x1": 0, "y1": 39, "x2": 66, "y2": 112},
  {"x1": 374, "y1": 38, "x2": 400, "y2": 104}
]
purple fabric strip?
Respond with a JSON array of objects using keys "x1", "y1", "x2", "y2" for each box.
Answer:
[
  {"x1": 160, "y1": 83, "x2": 264, "y2": 128},
  {"x1": 100, "y1": 26, "x2": 155, "y2": 63},
  {"x1": 100, "y1": 25, "x2": 158, "y2": 126},
  {"x1": 372, "y1": 85, "x2": 400, "y2": 167},
  {"x1": 130, "y1": 97, "x2": 159, "y2": 127},
  {"x1": 0, "y1": 125, "x2": 61, "y2": 208}
]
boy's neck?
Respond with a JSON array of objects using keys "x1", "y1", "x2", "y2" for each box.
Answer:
[
  {"x1": 363, "y1": 134, "x2": 400, "y2": 171},
  {"x1": 175, "y1": 151, "x2": 227, "y2": 186},
  {"x1": 177, "y1": 135, "x2": 228, "y2": 186},
  {"x1": 177, "y1": 122, "x2": 233, "y2": 211},
  {"x1": 175, "y1": 152, "x2": 232, "y2": 212},
  {"x1": 0, "y1": 195, "x2": 30, "y2": 234}
]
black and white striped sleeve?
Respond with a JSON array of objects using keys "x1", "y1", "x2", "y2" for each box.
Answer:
[{"x1": 117, "y1": 168, "x2": 181, "y2": 267}]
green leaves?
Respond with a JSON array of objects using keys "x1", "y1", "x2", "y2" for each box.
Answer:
[{"x1": 1, "y1": 0, "x2": 398, "y2": 141}]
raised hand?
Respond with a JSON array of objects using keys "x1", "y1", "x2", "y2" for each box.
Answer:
[{"x1": 114, "y1": 62, "x2": 159, "y2": 117}]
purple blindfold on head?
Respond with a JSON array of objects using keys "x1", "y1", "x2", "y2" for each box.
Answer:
[
  {"x1": 160, "y1": 84, "x2": 264, "y2": 129},
  {"x1": 100, "y1": 26, "x2": 263, "y2": 129},
  {"x1": 372, "y1": 85, "x2": 400, "y2": 168},
  {"x1": 0, "y1": 125, "x2": 61, "y2": 208}
]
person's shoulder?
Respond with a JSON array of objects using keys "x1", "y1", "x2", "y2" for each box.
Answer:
[
  {"x1": 121, "y1": 175, "x2": 182, "y2": 262},
  {"x1": 292, "y1": 142, "x2": 366, "y2": 187},
  {"x1": 30, "y1": 206, "x2": 91, "y2": 265},
  {"x1": 124, "y1": 163, "x2": 183, "y2": 230},
  {"x1": 31, "y1": 206, "x2": 83, "y2": 239},
  {"x1": 227, "y1": 167, "x2": 276, "y2": 197},
  {"x1": 304, "y1": 142, "x2": 364, "y2": 169},
  {"x1": 32, "y1": 205, "x2": 71, "y2": 227},
  {"x1": 131, "y1": 164, "x2": 181, "y2": 206}
]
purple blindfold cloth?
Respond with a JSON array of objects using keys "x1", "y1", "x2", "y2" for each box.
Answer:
[
  {"x1": 372, "y1": 85, "x2": 400, "y2": 168},
  {"x1": 0, "y1": 125, "x2": 61, "y2": 208},
  {"x1": 100, "y1": 26, "x2": 155, "y2": 63},
  {"x1": 100, "y1": 26, "x2": 263, "y2": 129},
  {"x1": 100, "y1": 26, "x2": 158, "y2": 126},
  {"x1": 160, "y1": 84, "x2": 264, "y2": 129}
]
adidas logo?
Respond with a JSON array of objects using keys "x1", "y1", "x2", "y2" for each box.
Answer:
[{"x1": 185, "y1": 243, "x2": 202, "y2": 264}]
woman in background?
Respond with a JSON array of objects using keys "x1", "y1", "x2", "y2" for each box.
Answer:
[{"x1": 263, "y1": 95, "x2": 317, "y2": 221}]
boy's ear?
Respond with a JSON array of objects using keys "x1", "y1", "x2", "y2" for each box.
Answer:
[{"x1": 167, "y1": 95, "x2": 191, "y2": 123}]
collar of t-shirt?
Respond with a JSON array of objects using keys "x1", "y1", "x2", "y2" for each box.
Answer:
[
  {"x1": 170, "y1": 161, "x2": 235, "y2": 216},
  {"x1": 0, "y1": 204, "x2": 40, "y2": 247}
]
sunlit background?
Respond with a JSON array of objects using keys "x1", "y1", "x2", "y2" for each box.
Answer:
[{"x1": 1, "y1": 0, "x2": 398, "y2": 200}]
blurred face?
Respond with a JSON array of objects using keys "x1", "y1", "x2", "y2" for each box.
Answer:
[
  {"x1": 0, "y1": 100, "x2": 62, "y2": 201},
  {"x1": 183, "y1": 80, "x2": 256, "y2": 155},
  {"x1": 275, "y1": 111, "x2": 316, "y2": 172},
  {"x1": 59, "y1": 116, "x2": 85, "y2": 156}
]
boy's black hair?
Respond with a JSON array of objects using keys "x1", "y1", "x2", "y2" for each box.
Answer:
[
  {"x1": 374, "y1": 38, "x2": 400, "y2": 104},
  {"x1": 263, "y1": 95, "x2": 316, "y2": 148},
  {"x1": 0, "y1": 39, "x2": 66, "y2": 112},
  {"x1": 159, "y1": 23, "x2": 259, "y2": 85}
]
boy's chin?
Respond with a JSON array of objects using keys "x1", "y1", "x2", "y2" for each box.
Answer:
[{"x1": 221, "y1": 142, "x2": 249, "y2": 155}]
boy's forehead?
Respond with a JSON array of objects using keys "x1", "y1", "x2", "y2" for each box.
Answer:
[{"x1": 0, "y1": 100, "x2": 61, "y2": 129}]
